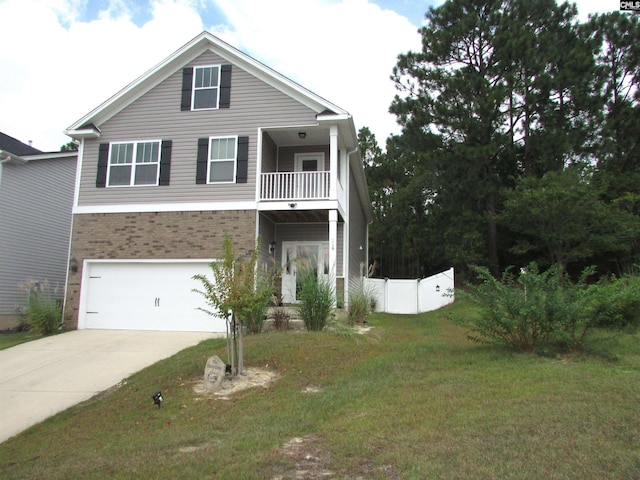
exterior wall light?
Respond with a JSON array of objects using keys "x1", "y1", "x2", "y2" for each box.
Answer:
[
  {"x1": 69, "y1": 257, "x2": 78, "y2": 273},
  {"x1": 269, "y1": 241, "x2": 276, "y2": 254},
  {"x1": 435, "y1": 285, "x2": 440, "y2": 293}
]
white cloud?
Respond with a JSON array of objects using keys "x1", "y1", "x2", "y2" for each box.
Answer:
[
  {"x1": 0, "y1": 0, "x2": 203, "y2": 151},
  {"x1": 209, "y1": 0, "x2": 421, "y2": 147},
  {"x1": 0, "y1": 0, "x2": 613, "y2": 151}
]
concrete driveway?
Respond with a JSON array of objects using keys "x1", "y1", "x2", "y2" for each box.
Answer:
[{"x1": 0, "y1": 329, "x2": 221, "y2": 444}]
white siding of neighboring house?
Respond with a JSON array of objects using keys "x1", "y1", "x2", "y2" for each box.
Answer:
[{"x1": 0, "y1": 155, "x2": 76, "y2": 320}]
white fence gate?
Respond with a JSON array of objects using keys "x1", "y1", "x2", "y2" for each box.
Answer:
[{"x1": 364, "y1": 267, "x2": 455, "y2": 314}]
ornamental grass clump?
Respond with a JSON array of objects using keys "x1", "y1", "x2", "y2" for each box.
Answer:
[
  {"x1": 295, "y1": 265, "x2": 334, "y2": 331},
  {"x1": 347, "y1": 281, "x2": 375, "y2": 325},
  {"x1": 21, "y1": 280, "x2": 62, "y2": 336}
]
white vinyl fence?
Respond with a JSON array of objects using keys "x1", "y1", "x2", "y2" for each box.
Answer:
[{"x1": 364, "y1": 267, "x2": 455, "y2": 314}]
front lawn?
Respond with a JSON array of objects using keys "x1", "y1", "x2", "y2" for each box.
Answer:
[
  {"x1": 1, "y1": 301, "x2": 639, "y2": 479},
  {"x1": 0, "y1": 330, "x2": 42, "y2": 351}
]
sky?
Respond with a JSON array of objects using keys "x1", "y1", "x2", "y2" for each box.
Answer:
[{"x1": 0, "y1": 0, "x2": 617, "y2": 153}]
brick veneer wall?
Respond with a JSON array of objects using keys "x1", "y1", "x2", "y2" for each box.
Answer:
[{"x1": 64, "y1": 210, "x2": 256, "y2": 329}]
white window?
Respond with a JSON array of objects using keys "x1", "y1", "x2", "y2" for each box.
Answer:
[
  {"x1": 107, "y1": 141, "x2": 160, "y2": 187},
  {"x1": 208, "y1": 136, "x2": 237, "y2": 183},
  {"x1": 193, "y1": 66, "x2": 220, "y2": 110}
]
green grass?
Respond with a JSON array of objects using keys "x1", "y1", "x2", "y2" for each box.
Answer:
[
  {"x1": 0, "y1": 330, "x2": 43, "y2": 350},
  {"x1": 2, "y1": 300, "x2": 640, "y2": 479}
]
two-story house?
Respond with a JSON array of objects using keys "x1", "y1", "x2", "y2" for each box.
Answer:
[
  {"x1": 63, "y1": 32, "x2": 372, "y2": 333},
  {"x1": 0, "y1": 132, "x2": 76, "y2": 329}
]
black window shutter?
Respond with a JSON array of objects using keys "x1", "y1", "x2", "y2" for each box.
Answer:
[
  {"x1": 181, "y1": 67, "x2": 193, "y2": 111},
  {"x1": 196, "y1": 138, "x2": 209, "y2": 184},
  {"x1": 159, "y1": 140, "x2": 172, "y2": 186},
  {"x1": 96, "y1": 143, "x2": 109, "y2": 188},
  {"x1": 236, "y1": 136, "x2": 249, "y2": 183},
  {"x1": 220, "y1": 64, "x2": 232, "y2": 109}
]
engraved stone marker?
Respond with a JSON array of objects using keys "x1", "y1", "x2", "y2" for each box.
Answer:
[{"x1": 204, "y1": 355, "x2": 226, "y2": 392}]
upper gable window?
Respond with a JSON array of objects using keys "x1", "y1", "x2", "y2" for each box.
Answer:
[
  {"x1": 193, "y1": 66, "x2": 220, "y2": 110},
  {"x1": 107, "y1": 141, "x2": 160, "y2": 187}
]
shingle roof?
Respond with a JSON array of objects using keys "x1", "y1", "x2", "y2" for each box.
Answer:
[{"x1": 0, "y1": 132, "x2": 42, "y2": 156}]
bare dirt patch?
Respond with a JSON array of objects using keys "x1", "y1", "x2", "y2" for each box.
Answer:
[
  {"x1": 192, "y1": 367, "x2": 279, "y2": 399},
  {"x1": 270, "y1": 434, "x2": 402, "y2": 480}
]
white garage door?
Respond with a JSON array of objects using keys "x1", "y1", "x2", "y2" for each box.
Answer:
[{"x1": 79, "y1": 261, "x2": 225, "y2": 332}]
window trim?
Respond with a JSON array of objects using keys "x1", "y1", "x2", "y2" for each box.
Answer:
[
  {"x1": 207, "y1": 135, "x2": 238, "y2": 184},
  {"x1": 191, "y1": 65, "x2": 221, "y2": 111},
  {"x1": 106, "y1": 139, "x2": 162, "y2": 188}
]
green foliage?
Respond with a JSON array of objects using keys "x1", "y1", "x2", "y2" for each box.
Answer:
[
  {"x1": 21, "y1": 280, "x2": 62, "y2": 336},
  {"x1": 452, "y1": 263, "x2": 597, "y2": 352},
  {"x1": 192, "y1": 235, "x2": 276, "y2": 334},
  {"x1": 192, "y1": 235, "x2": 278, "y2": 376},
  {"x1": 294, "y1": 266, "x2": 334, "y2": 331},
  {"x1": 6, "y1": 304, "x2": 640, "y2": 479},
  {"x1": 60, "y1": 141, "x2": 78, "y2": 152},
  {"x1": 588, "y1": 275, "x2": 640, "y2": 331},
  {"x1": 501, "y1": 167, "x2": 640, "y2": 271},
  {"x1": 347, "y1": 281, "x2": 375, "y2": 325},
  {"x1": 372, "y1": 2, "x2": 639, "y2": 276}
]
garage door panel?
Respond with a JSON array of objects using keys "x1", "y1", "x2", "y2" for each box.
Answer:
[{"x1": 81, "y1": 262, "x2": 225, "y2": 332}]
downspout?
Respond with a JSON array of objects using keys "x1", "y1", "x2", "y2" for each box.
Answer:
[{"x1": 343, "y1": 147, "x2": 359, "y2": 309}]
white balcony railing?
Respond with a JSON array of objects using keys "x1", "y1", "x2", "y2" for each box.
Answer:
[{"x1": 260, "y1": 171, "x2": 331, "y2": 201}]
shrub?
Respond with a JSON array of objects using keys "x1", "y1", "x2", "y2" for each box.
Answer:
[
  {"x1": 347, "y1": 281, "x2": 375, "y2": 325},
  {"x1": 589, "y1": 275, "x2": 640, "y2": 331},
  {"x1": 452, "y1": 263, "x2": 596, "y2": 352},
  {"x1": 295, "y1": 266, "x2": 334, "y2": 331},
  {"x1": 21, "y1": 280, "x2": 62, "y2": 336},
  {"x1": 271, "y1": 306, "x2": 291, "y2": 331},
  {"x1": 193, "y1": 234, "x2": 278, "y2": 375}
]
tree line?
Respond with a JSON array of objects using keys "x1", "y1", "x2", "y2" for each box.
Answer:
[{"x1": 362, "y1": 0, "x2": 640, "y2": 280}]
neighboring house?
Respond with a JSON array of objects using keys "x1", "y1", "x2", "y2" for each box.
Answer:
[
  {"x1": 0, "y1": 132, "x2": 76, "y2": 329},
  {"x1": 63, "y1": 31, "x2": 373, "y2": 333}
]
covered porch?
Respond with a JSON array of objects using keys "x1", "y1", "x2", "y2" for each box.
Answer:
[{"x1": 258, "y1": 210, "x2": 345, "y2": 306}]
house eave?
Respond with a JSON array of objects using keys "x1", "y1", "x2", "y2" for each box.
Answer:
[
  {"x1": 65, "y1": 124, "x2": 101, "y2": 140},
  {"x1": 66, "y1": 31, "x2": 349, "y2": 133},
  {"x1": 22, "y1": 151, "x2": 78, "y2": 161}
]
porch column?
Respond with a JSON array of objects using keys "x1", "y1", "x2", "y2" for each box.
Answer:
[
  {"x1": 329, "y1": 209, "x2": 338, "y2": 300},
  {"x1": 330, "y1": 125, "x2": 338, "y2": 200}
]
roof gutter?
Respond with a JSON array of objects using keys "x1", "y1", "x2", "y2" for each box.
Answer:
[{"x1": 0, "y1": 150, "x2": 27, "y2": 164}]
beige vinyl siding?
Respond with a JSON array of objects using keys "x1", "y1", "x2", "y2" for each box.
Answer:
[
  {"x1": 348, "y1": 168, "x2": 368, "y2": 294},
  {"x1": 0, "y1": 156, "x2": 75, "y2": 315},
  {"x1": 277, "y1": 145, "x2": 330, "y2": 171},
  {"x1": 77, "y1": 51, "x2": 319, "y2": 207},
  {"x1": 262, "y1": 133, "x2": 277, "y2": 173},
  {"x1": 258, "y1": 214, "x2": 277, "y2": 271}
]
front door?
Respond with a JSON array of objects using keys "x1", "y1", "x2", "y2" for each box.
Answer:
[{"x1": 281, "y1": 241, "x2": 329, "y2": 303}]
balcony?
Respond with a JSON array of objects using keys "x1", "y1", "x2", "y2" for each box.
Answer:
[{"x1": 260, "y1": 171, "x2": 330, "y2": 201}]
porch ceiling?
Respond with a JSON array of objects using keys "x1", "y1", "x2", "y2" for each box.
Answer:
[
  {"x1": 265, "y1": 127, "x2": 329, "y2": 147},
  {"x1": 262, "y1": 209, "x2": 330, "y2": 223}
]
